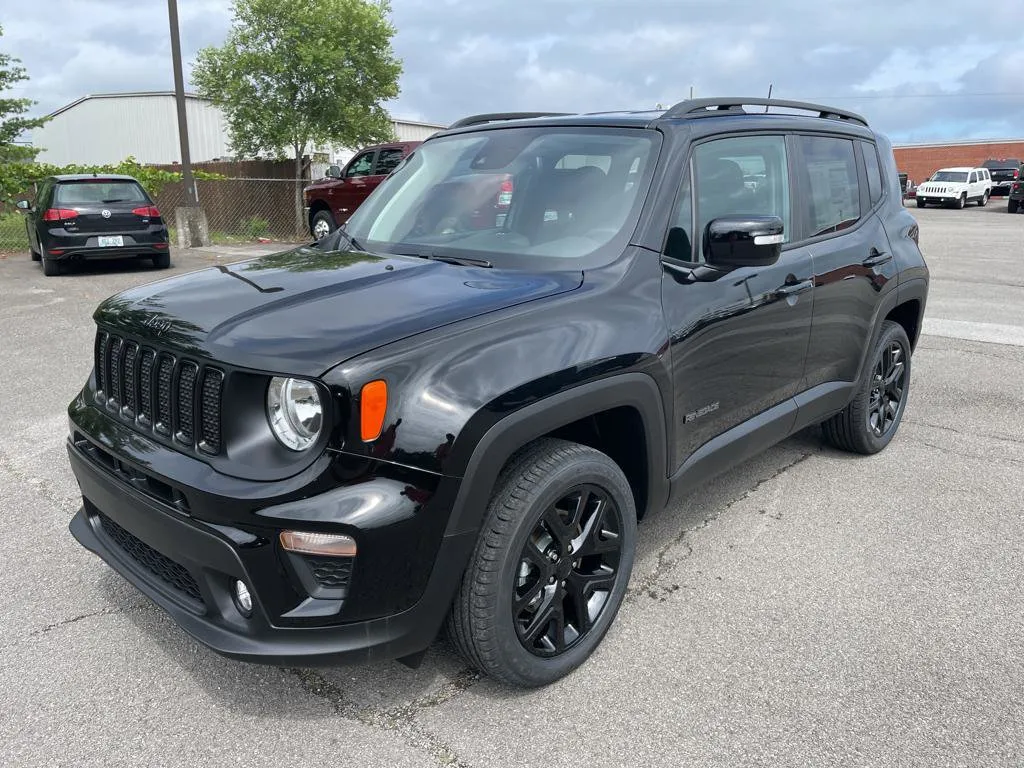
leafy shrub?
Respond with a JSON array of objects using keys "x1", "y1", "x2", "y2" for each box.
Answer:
[{"x1": 241, "y1": 216, "x2": 270, "y2": 239}]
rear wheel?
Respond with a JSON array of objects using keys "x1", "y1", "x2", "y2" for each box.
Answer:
[
  {"x1": 311, "y1": 210, "x2": 336, "y2": 241},
  {"x1": 30, "y1": 248, "x2": 41, "y2": 262},
  {"x1": 446, "y1": 438, "x2": 637, "y2": 687},
  {"x1": 152, "y1": 251, "x2": 171, "y2": 269},
  {"x1": 1010, "y1": 199, "x2": 1020, "y2": 214},
  {"x1": 823, "y1": 321, "x2": 911, "y2": 455},
  {"x1": 41, "y1": 258, "x2": 60, "y2": 276},
  {"x1": 979, "y1": 191, "x2": 989, "y2": 207}
]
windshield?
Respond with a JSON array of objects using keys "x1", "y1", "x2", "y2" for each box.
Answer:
[
  {"x1": 929, "y1": 171, "x2": 968, "y2": 183},
  {"x1": 55, "y1": 180, "x2": 149, "y2": 204},
  {"x1": 341, "y1": 127, "x2": 658, "y2": 268}
]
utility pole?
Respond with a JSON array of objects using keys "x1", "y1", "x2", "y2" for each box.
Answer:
[
  {"x1": 167, "y1": 0, "x2": 209, "y2": 247},
  {"x1": 168, "y1": 0, "x2": 198, "y2": 206}
]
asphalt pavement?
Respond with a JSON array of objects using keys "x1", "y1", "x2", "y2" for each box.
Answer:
[{"x1": 1, "y1": 205, "x2": 1022, "y2": 767}]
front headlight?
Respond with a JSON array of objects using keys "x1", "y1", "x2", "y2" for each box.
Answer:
[{"x1": 267, "y1": 377, "x2": 323, "y2": 451}]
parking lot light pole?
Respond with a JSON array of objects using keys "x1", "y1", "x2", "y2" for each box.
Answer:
[{"x1": 167, "y1": 0, "x2": 209, "y2": 246}]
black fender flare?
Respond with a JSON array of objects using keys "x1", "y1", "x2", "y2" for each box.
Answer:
[
  {"x1": 852, "y1": 276, "x2": 926, "y2": 384},
  {"x1": 443, "y1": 372, "x2": 670, "y2": 537}
]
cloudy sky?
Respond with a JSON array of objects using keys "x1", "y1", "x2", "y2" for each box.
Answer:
[{"x1": 2, "y1": 0, "x2": 1023, "y2": 144}]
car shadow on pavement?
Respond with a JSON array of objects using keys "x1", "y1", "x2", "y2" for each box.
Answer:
[{"x1": 46, "y1": 258, "x2": 171, "y2": 278}]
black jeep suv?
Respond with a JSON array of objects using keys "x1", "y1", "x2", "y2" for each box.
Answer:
[{"x1": 66, "y1": 99, "x2": 928, "y2": 687}]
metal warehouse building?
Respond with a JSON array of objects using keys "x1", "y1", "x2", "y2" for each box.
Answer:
[{"x1": 31, "y1": 91, "x2": 445, "y2": 167}]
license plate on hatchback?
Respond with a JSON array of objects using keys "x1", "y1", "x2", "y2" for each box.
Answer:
[{"x1": 98, "y1": 236, "x2": 124, "y2": 248}]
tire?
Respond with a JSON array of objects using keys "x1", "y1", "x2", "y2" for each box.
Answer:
[
  {"x1": 446, "y1": 438, "x2": 637, "y2": 687},
  {"x1": 41, "y1": 258, "x2": 60, "y2": 276},
  {"x1": 955, "y1": 193, "x2": 966, "y2": 209},
  {"x1": 916, "y1": 199, "x2": 926, "y2": 208},
  {"x1": 1009, "y1": 199, "x2": 1020, "y2": 214},
  {"x1": 30, "y1": 249, "x2": 41, "y2": 262},
  {"x1": 822, "y1": 320, "x2": 912, "y2": 455},
  {"x1": 978, "y1": 191, "x2": 989, "y2": 207},
  {"x1": 152, "y1": 251, "x2": 171, "y2": 269},
  {"x1": 311, "y1": 210, "x2": 336, "y2": 241}
]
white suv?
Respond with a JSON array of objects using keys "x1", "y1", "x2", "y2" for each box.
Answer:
[{"x1": 916, "y1": 167, "x2": 992, "y2": 209}]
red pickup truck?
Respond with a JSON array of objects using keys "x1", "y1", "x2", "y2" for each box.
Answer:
[{"x1": 303, "y1": 141, "x2": 420, "y2": 240}]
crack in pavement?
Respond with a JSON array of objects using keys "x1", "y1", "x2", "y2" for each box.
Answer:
[
  {"x1": 627, "y1": 450, "x2": 817, "y2": 603},
  {"x1": 0, "y1": 444, "x2": 80, "y2": 516},
  {"x1": 0, "y1": 603, "x2": 154, "y2": 653},
  {"x1": 289, "y1": 666, "x2": 480, "y2": 767},
  {"x1": 907, "y1": 435, "x2": 1024, "y2": 466},
  {"x1": 903, "y1": 419, "x2": 1024, "y2": 448}
]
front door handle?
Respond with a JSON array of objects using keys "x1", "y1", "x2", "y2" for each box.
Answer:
[
  {"x1": 775, "y1": 279, "x2": 813, "y2": 298},
  {"x1": 862, "y1": 248, "x2": 892, "y2": 268}
]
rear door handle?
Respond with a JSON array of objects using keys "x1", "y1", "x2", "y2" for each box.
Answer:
[
  {"x1": 862, "y1": 248, "x2": 892, "y2": 268},
  {"x1": 775, "y1": 279, "x2": 813, "y2": 298}
]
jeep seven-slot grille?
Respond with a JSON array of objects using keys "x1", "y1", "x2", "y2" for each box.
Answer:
[{"x1": 94, "y1": 329, "x2": 224, "y2": 456}]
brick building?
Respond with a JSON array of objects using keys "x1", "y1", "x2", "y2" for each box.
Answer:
[{"x1": 894, "y1": 139, "x2": 1024, "y2": 187}]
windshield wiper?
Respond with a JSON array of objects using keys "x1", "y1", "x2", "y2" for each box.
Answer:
[
  {"x1": 333, "y1": 227, "x2": 366, "y2": 253},
  {"x1": 102, "y1": 198, "x2": 126, "y2": 203},
  {"x1": 410, "y1": 252, "x2": 493, "y2": 268}
]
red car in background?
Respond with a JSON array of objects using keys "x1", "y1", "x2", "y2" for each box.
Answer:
[{"x1": 304, "y1": 141, "x2": 420, "y2": 240}]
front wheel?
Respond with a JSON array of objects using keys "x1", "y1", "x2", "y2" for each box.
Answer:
[
  {"x1": 916, "y1": 199, "x2": 926, "y2": 208},
  {"x1": 955, "y1": 193, "x2": 966, "y2": 209},
  {"x1": 446, "y1": 438, "x2": 637, "y2": 687},
  {"x1": 822, "y1": 320, "x2": 911, "y2": 455},
  {"x1": 311, "y1": 210, "x2": 336, "y2": 241}
]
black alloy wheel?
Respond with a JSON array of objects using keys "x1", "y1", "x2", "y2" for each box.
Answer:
[
  {"x1": 512, "y1": 484, "x2": 623, "y2": 657},
  {"x1": 822, "y1": 320, "x2": 912, "y2": 455},
  {"x1": 446, "y1": 438, "x2": 637, "y2": 687},
  {"x1": 868, "y1": 341, "x2": 906, "y2": 438}
]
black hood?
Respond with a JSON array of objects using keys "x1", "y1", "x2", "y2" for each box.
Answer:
[{"x1": 93, "y1": 246, "x2": 582, "y2": 376}]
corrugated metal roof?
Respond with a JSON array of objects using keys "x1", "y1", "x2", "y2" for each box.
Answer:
[{"x1": 895, "y1": 137, "x2": 1024, "y2": 149}]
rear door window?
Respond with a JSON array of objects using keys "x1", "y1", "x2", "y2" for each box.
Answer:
[
  {"x1": 796, "y1": 136, "x2": 861, "y2": 238},
  {"x1": 375, "y1": 148, "x2": 406, "y2": 175},
  {"x1": 54, "y1": 180, "x2": 148, "y2": 205}
]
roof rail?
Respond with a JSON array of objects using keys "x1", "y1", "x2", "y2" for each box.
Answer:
[
  {"x1": 447, "y1": 112, "x2": 574, "y2": 129},
  {"x1": 661, "y1": 98, "x2": 868, "y2": 127}
]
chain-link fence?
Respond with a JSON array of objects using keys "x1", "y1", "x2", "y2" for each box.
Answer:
[
  {"x1": 156, "y1": 178, "x2": 311, "y2": 246},
  {"x1": 0, "y1": 177, "x2": 313, "y2": 254},
  {"x1": 0, "y1": 205, "x2": 28, "y2": 253}
]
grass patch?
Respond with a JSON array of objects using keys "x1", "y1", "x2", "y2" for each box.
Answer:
[{"x1": 0, "y1": 212, "x2": 29, "y2": 253}]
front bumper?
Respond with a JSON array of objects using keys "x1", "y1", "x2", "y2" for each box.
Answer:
[{"x1": 66, "y1": 411, "x2": 474, "y2": 665}]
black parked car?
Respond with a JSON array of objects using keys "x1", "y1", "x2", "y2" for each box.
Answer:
[
  {"x1": 17, "y1": 174, "x2": 170, "y2": 276},
  {"x1": 982, "y1": 158, "x2": 1023, "y2": 196},
  {"x1": 1008, "y1": 179, "x2": 1024, "y2": 213},
  {"x1": 66, "y1": 99, "x2": 928, "y2": 687}
]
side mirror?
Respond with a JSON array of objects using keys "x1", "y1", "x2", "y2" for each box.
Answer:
[
  {"x1": 704, "y1": 216, "x2": 784, "y2": 268},
  {"x1": 325, "y1": 165, "x2": 342, "y2": 179},
  {"x1": 16, "y1": 199, "x2": 31, "y2": 210}
]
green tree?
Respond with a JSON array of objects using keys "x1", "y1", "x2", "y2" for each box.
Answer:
[
  {"x1": 192, "y1": 0, "x2": 402, "y2": 233},
  {"x1": 0, "y1": 24, "x2": 48, "y2": 164}
]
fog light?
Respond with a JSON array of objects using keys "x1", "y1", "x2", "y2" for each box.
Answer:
[{"x1": 233, "y1": 579, "x2": 253, "y2": 616}]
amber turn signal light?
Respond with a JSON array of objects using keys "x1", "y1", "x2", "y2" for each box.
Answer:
[
  {"x1": 360, "y1": 379, "x2": 388, "y2": 441},
  {"x1": 279, "y1": 530, "x2": 357, "y2": 557}
]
